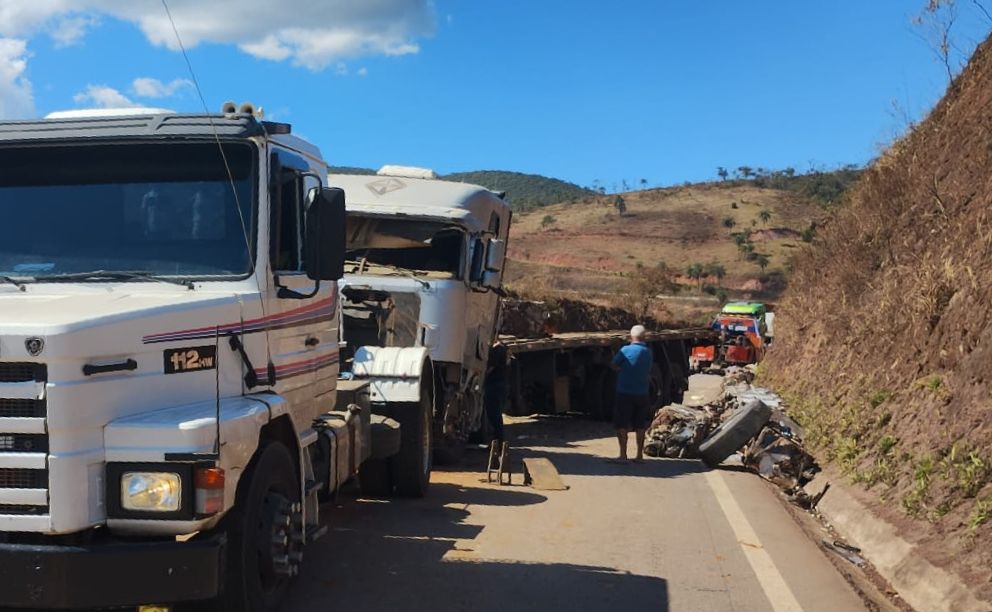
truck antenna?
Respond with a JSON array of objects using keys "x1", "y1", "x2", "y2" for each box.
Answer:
[{"x1": 161, "y1": 0, "x2": 268, "y2": 457}]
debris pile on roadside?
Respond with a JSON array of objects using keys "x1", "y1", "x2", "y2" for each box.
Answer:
[
  {"x1": 645, "y1": 366, "x2": 824, "y2": 508},
  {"x1": 643, "y1": 404, "x2": 714, "y2": 458}
]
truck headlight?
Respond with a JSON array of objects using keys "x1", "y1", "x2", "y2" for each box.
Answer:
[{"x1": 121, "y1": 472, "x2": 182, "y2": 512}]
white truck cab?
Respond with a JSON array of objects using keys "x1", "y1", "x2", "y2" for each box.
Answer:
[
  {"x1": 0, "y1": 108, "x2": 412, "y2": 611},
  {"x1": 332, "y1": 168, "x2": 510, "y2": 461}
]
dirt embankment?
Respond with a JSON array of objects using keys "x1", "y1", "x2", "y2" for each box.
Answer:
[
  {"x1": 499, "y1": 297, "x2": 673, "y2": 339},
  {"x1": 765, "y1": 35, "x2": 992, "y2": 600}
]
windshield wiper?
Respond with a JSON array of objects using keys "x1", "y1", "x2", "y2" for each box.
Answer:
[
  {"x1": 39, "y1": 270, "x2": 195, "y2": 290},
  {"x1": 0, "y1": 276, "x2": 28, "y2": 291}
]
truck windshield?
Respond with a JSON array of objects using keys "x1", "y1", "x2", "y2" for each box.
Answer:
[
  {"x1": 345, "y1": 214, "x2": 463, "y2": 278},
  {"x1": 0, "y1": 141, "x2": 255, "y2": 281}
]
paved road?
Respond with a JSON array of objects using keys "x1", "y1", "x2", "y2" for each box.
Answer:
[{"x1": 284, "y1": 416, "x2": 866, "y2": 612}]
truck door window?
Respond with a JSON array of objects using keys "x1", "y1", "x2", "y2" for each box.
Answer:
[{"x1": 271, "y1": 173, "x2": 303, "y2": 272}]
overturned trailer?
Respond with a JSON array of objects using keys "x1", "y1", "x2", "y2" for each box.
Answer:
[{"x1": 499, "y1": 328, "x2": 716, "y2": 419}]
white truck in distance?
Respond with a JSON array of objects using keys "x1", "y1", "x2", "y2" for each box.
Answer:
[
  {"x1": 0, "y1": 106, "x2": 426, "y2": 611},
  {"x1": 333, "y1": 168, "x2": 511, "y2": 464}
]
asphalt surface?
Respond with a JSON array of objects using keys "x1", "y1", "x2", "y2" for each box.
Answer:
[{"x1": 284, "y1": 412, "x2": 866, "y2": 611}]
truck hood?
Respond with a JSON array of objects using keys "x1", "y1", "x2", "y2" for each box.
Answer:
[{"x1": 0, "y1": 287, "x2": 243, "y2": 363}]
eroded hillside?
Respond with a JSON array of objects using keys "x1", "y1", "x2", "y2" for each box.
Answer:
[{"x1": 765, "y1": 35, "x2": 992, "y2": 598}]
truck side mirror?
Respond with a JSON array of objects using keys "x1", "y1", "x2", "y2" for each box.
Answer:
[
  {"x1": 305, "y1": 187, "x2": 346, "y2": 281},
  {"x1": 485, "y1": 238, "x2": 506, "y2": 273}
]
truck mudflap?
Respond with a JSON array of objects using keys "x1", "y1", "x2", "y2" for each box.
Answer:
[{"x1": 0, "y1": 533, "x2": 224, "y2": 609}]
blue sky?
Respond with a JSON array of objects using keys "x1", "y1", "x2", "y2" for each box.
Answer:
[{"x1": 1, "y1": 1, "x2": 989, "y2": 188}]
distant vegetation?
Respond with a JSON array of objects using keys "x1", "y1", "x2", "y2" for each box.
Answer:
[
  {"x1": 328, "y1": 166, "x2": 377, "y2": 176},
  {"x1": 444, "y1": 170, "x2": 594, "y2": 211},
  {"x1": 715, "y1": 165, "x2": 863, "y2": 206},
  {"x1": 329, "y1": 167, "x2": 594, "y2": 212}
]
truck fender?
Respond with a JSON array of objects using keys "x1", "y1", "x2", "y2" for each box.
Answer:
[
  {"x1": 104, "y1": 395, "x2": 273, "y2": 534},
  {"x1": 352, "y1": 346, "x2": 432, "y2": 404}
]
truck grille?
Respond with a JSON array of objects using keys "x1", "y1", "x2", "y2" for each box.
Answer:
[
  {"x1": 0, "y1": 398, "x2": 46, "y2": 418},
  {"x1": 0, "y1": 468, "x2": 48, "y2": 489},
  {"x1": 0, "y1": 434, "x2": 48, "y2": 453},
  {"x1": 0, "y1": 362, "x2": 49, "y2": 518},
  {"x1": 0, "y1": 362, "x2": 46, "y2": 383},
  {"x1": 0, "y1": 504, "x2": 47, "y2": 515}
]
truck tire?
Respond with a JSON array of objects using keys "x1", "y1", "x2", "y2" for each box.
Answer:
[
  {"x1": 698, "y1": 400, "x2": 771, "y2": 468},
  {"x1": 389, "y1": 383, "x2": 432, "y2": 497},
  {"x1": 648, "y1": 364, "x2": 670, "y2": 409},
  {"x1": 582, "y1": 368, "x2": 605, "y2": 418},
  {"x1": 218, "y1": 442, "x2": 300, "y2": 612}
]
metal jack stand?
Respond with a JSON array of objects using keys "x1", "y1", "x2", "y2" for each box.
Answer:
[{"x1": 486, "y1": 440, "x2": 512, "y2": 485}]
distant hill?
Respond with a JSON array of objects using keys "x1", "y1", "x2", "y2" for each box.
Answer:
[
  {"x1": 444, "y1": 171, "x2": 594, "y2": 211},
  {"x1": 328, "y1": 166, "x2": 376, "y2": 176}
]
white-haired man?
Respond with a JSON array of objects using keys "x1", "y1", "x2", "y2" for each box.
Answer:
[{"x1": 610, "y1": 325, "x2": 653, "y2": 462}]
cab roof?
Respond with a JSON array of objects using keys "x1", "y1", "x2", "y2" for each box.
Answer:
[
  {"x1": 330, "y1": 172, "x2": 508, "y2": 233},
  {"x1": 0, "y1": 112, "x2": 270, "y2": 143}
]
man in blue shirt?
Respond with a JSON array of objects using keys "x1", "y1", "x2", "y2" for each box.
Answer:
[{"x1": 611, "y1": 325, "x2": 654, "y2": 462}]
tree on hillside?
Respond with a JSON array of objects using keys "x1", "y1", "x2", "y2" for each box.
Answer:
[
  {"x1": 686, "y1": 262, "x2": 705, "y2": 291},
  {"x1": 640, "y1": 178, "x2": 648, "y2": 190},
  {"x1": 722, "y1": 216, "x2": 736, "y2": 229},
  {"x1": 717, "y1": 167, "x2": 729, "y2": 181},
  {"x1": 623, "y1": 262, "x2": 679, "y2": 319},
  {"x1": 705, "y1": 263, "x2": 726, "y2": 286},
  {"x1": 754, "y1": 253, "x2": 770, "y2": 271},
  {"x1": 622, "y1": 179, "x2": 630, "y2": 192},
  {"x1": 737, "y1": 166, "x2": 753, "y2": 180},
  {"x1": 541, "y1": 214, "x2": 556, "y2": 228},
  {"x1": 758, "y1": 210, "x2": 772, "y2": 225},
  {"x1": 614, "y1": 194, "x2": 627, "y2": 216}
]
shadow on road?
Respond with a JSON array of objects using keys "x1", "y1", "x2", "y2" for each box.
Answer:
[{"x1": 286, "y1": 479, "x2": 670, "y2": 612}]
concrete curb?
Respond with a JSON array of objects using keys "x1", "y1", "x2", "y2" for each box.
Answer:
[{"x1": 809, "y1": 475, "x2": 988, "y2": 612}]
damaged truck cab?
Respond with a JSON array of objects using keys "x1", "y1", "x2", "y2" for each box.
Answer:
[
  {"x1": 333, "y1": 167, "x2": 510, "y2": 461},
  {"x1": 0, "y1": 107, "x2": 412, "y2": 611}
]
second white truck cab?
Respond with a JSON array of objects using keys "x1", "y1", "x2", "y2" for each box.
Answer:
[{"x1": 333, "y1": 167, "x2": 511, "y2": 462}]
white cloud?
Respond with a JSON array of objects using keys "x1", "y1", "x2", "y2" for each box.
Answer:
[
  {"x1": 357, "y1": 67, "x2": 368, "y2": 77},
  {"x1": 131, "y1": 77, "x2": 191, "y2": 98},
  {"x1": 48, "y1": 14, "x2": 99, "y2": 48},
  {"x1": 0, "y1": 1, "x2": 435, "y2": 70},
  {"x1": 0, "y1": 37, "x2": 33, "y2": 119},
  {"x1": 73, "y1": 84, "x2": 137, "y2": 108}
]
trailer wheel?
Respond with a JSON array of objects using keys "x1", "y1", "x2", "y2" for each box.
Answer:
[
  {"x1": 648, "y1": 364, "x2": 671, "y2": 409},
  {"x1": 390, "y1": 378, "x2": 433, "y2": 497},
  {"x1": 598, "y1": 369, "x2": 617, "y2": 422},
  {"x1": 582, "y1": 368, "x2": 605, "y2": 418},
  {"x1": 218, "y1": 442, "x2": 300, "y2": 612},
  {"x1": 698, "y1": 400, "x2": 771, "y2": 468}
]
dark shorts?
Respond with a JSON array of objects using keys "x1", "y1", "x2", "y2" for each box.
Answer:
[{"x1": 614, "y1": 393, "x2": 650, "y2": 431}]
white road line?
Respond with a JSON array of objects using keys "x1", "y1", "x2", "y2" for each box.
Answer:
[{"x1": 704, "y1": 469, "x2": 804, "y2": 612}]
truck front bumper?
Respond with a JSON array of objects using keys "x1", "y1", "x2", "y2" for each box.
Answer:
[{"x1": 0, "y1": 534, "x2": 224, "y2": 609}]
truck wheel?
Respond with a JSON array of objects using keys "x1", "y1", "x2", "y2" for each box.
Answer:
[
  {"x1": 390, "y1": 382, "x2": 432, "y2": 497},
  {"x1": 598, "y1": 369, "x2": 617, "y2": 422},
  {"x1": 582, "y1": 368, "x2": 605, "y2": 418},
  {"x1": 219, "y1": 442, "x2": 300, "y2": 612},
  {"x1": 648, "y1": 364, "x2": 671, "y2": 409},
  {"x1": 698, "y1": 400, "x2": 771, "y2": 468}
]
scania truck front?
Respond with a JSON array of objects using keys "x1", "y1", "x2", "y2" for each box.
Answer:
[{"x1": 0, "y1": 106, "x2": 427, "y2": 611}]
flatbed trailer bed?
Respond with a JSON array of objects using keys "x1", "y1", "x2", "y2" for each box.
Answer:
[{"x1": 496, "y1": 328, "x2": 717, "y2": 419}]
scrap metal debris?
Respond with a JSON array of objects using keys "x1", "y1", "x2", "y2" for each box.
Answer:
[
  {"x1": 643, "y1": 404, "x2": 714, "y2": 458},
  {"x1": 644, "y1": 366, "x2": 826, "y2": 509}
]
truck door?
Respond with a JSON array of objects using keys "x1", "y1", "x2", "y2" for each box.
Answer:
[{"x1": 263, "y1": 150, "x2": 335, "y2": 423}]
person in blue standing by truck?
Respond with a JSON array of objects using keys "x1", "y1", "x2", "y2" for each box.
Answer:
[{"x1": 611, "y1": 325, "x2": 654, "y2": 462}]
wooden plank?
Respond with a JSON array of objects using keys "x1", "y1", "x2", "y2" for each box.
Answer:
[{"x1": 522, "y1": 457, "x2": 568, "y2": 491}]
